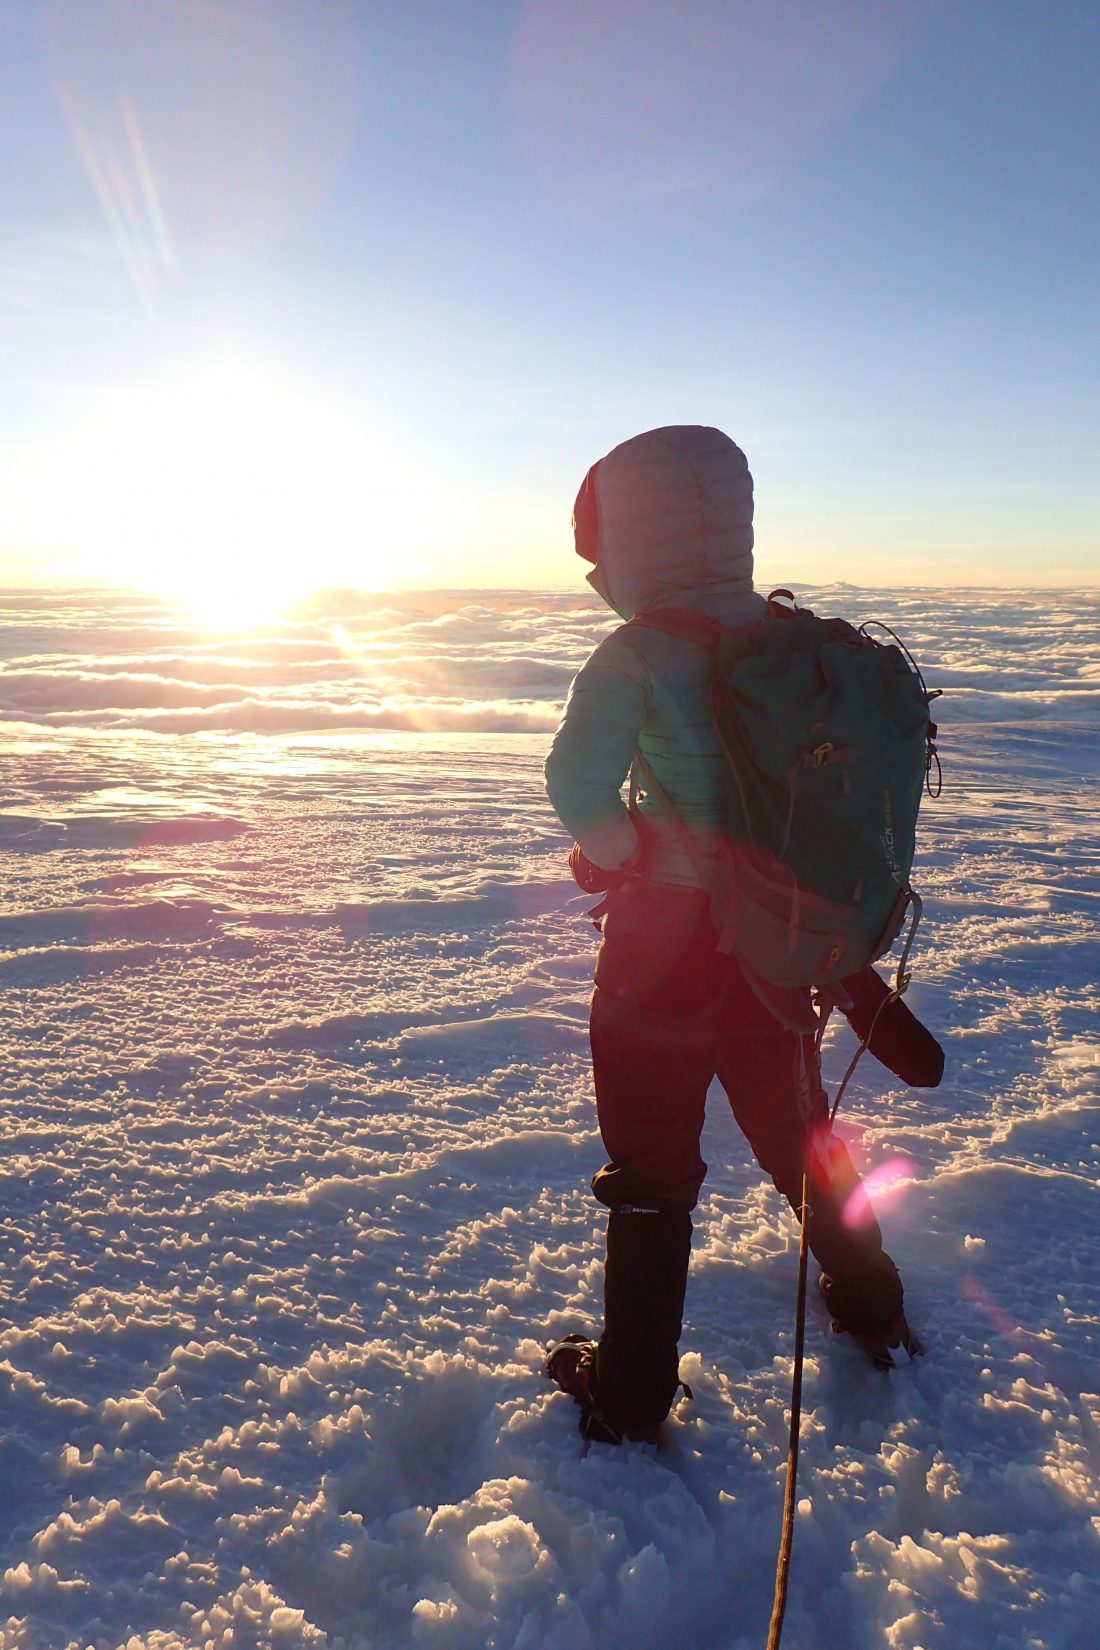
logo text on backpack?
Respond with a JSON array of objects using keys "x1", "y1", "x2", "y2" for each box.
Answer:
[{"x1": 881, "y1": 790, "x2": 903, "y2": 886}]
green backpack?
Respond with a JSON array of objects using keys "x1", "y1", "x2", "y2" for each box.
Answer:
[{"x1": 629, "y1": 592, "x2": 940, "y2": 1026}]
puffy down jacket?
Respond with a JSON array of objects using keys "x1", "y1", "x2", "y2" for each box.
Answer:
[{"x1": 545, "y1": 425, "x2": 767, "y2": 887}]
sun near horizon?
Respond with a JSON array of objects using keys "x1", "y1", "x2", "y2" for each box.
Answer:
[
  {"x1": 4, "y1": 351, "x2": 1096, "y2": 623},
  {"x1": 4, "y1": 356, "x2": 465, "y2": 628},
  {"x1": 0, "y1": 2, "x2": 1096, "y2": 617}
]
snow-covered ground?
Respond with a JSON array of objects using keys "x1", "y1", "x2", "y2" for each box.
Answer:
[{"x1": 0, "y1": 586, "x2": 1097, "y2": 1650}]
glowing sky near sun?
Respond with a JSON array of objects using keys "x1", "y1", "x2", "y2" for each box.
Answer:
[{"x1": 0, "y1": 0, "x2": 1097, "y2": 605}]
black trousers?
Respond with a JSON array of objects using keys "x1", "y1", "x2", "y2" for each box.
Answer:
[{"x1": 588, "y1": 880, "x2": 904, "y2": 1427}]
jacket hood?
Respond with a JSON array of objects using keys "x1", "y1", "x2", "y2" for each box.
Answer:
[{"x1": 574, "y1": 425, "x2": 756, "y2": 620}]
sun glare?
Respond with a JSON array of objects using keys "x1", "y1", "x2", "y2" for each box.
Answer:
[{"x1": 17, "y1": 359, "x2": 432, "y2": 625}]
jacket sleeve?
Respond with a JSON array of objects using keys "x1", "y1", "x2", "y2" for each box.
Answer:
[{"x1": 544, "y1": 632, "x2": 650, "y2": 870}]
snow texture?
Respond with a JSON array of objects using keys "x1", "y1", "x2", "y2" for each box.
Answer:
[{"x1": 0, "y1": 585, "x2": 1097, "y2": 1650}]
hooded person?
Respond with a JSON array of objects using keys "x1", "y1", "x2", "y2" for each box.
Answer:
[{"x1": 544, "y1": 426, "x2": 932, "y2": 1446}]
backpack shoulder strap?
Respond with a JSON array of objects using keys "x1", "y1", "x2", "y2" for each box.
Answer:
[
  {"x1": 623, "y1": 609, "x2": 722, "y2": 872},
  {"x1": 626, "y1": 608, "x2": 723, "y2": 651}
]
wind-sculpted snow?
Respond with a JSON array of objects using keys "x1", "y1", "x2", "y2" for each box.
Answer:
[{"x1": 0, "y1": 587, "x2": 1097, "y2": 1650}]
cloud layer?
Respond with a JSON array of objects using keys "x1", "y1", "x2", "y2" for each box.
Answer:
[{"x1": 1, "y1": 585, "x2": 1097, "y2": 735}]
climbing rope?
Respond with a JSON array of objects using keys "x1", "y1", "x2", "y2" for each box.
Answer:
[
  {"x1": 764, "y1": 1168, "x2": 811, "y2": 1650},
  {"x1": 765, "y1": 916, "x2": 921, "y2": 1648}
]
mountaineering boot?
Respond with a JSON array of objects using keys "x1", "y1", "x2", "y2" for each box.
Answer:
[
  {"x1": 545, "y1": 1334, "x2": 659, "y2": 1445},
  {"x1": 596, "y1": 1207, "x2": 692, "y2": 1430},
  {"x1": 841, "y1": 1313, "x2": 925, "y2": 1371},
  {"x1": 816, "y1": 1274, "x2": 923, "y2": 1369}
]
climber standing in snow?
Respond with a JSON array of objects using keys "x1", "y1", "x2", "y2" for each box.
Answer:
[{"x1": 543, "y1": 426, "x2": 942, "y2": 1446}]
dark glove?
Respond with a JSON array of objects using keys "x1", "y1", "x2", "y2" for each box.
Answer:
[
  {"x1": 839, "y1": 967, "x2": 945, "y2": 1088},
  {"x1": 569, "y1": 843, "x2": 630, "y2": 894}
]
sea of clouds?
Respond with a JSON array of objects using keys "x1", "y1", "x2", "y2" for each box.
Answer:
[{"x1": 1, "y1": 585, "x2": 1097, "y2": 738}]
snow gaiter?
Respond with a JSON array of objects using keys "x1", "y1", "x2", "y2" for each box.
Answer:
[{"x1": 595, "y1": 1206, "x2": 692, "y2": 1428}]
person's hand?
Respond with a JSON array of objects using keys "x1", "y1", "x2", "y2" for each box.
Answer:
[{"x1": 569, "y1": 843, "x2": 630, "y2": 894}]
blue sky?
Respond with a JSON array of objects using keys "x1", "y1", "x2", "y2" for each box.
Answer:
[{"x1": 1, "y1": 0, "x2": 1097, "y2": 597}]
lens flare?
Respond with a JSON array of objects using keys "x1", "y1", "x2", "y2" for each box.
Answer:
[
  {"x1": 961, "y1": 1275, "x2": 1020, "y2": 1341},
  {"x1": 841, "y1": 1154, "x2": 915, "y2": 1230}
]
